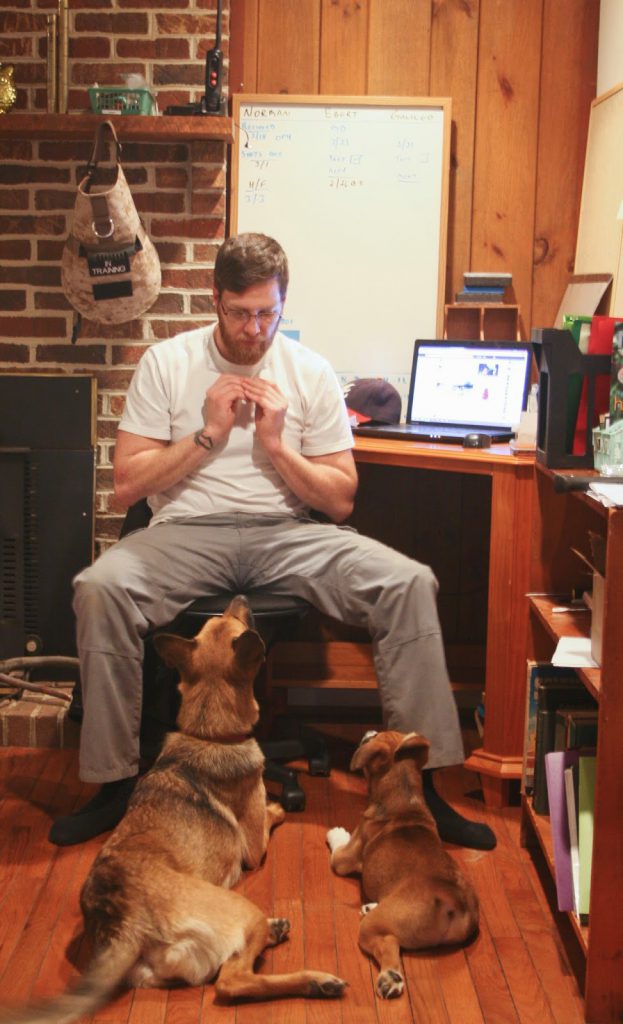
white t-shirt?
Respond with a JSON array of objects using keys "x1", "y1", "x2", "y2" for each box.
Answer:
[{"x1": 119, "y1": 325, "x2": 354, "y2": 525}]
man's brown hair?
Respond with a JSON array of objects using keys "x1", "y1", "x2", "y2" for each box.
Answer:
[{"x1": 214, "y1": 233, "x2": 289, "y2": 299}]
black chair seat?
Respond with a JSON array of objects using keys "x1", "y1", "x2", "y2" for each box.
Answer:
[{"x1": 163, "y1": 590, "x2": 310, "y2": 635}]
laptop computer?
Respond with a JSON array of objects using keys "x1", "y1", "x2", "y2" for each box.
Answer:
[{"x1": 353, "y1": 338, "x2": 533, "y2": 444}]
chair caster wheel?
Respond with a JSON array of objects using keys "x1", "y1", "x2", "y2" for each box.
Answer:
[
  {"x1": 280, "y1": 783, "x2": 306, "y2": 812},
  {"x1": 308, "y1": 750, "x2": 331, "y2": 776}
]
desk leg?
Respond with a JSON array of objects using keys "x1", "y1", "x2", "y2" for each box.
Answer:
[
  {"x1": 464, "y1": 462, "x2": 535, "y2": 807},
  {"x1": 464, "y1": 747, "x2": 523, "y2": 808}
]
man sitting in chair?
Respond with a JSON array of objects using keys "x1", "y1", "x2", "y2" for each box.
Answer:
[{"x1": 50, "y1": 232, "x2": 495, "y2": 852}]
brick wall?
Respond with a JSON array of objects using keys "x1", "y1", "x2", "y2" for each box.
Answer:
[{"x1": 0, "y1": 0, "x2": 230, "y2": 554}]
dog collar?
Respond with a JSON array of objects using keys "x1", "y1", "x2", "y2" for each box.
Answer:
[{"x1": 209, "y1": 732, "x2": 254, "y2": 745}]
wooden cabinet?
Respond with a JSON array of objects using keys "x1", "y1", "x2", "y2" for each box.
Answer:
[
  {"x1": 522, "y1": 464, "x2": 623, "y2": 1022},
  {"x1": 444, "y1": 303, "x2": 520, "y2": 341}
]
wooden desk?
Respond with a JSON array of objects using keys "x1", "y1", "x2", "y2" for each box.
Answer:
[{"x1": 353, "y1": 436, "x2": 535, "y2": 807}]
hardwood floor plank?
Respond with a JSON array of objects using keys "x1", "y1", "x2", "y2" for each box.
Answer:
[
  {"x1": 464, "y1": 917, "x2": 519, "y2": 1023},
  {"x1": 127, "y1": 986, "x2": 169, "y2": 1024},
  {"x1": 31, "y1": 840, "x2": 101, "y2": 1001},
  {"x1": 271, "y1": 808, "x2": 304, "y2": 902},
  {"x1": 462, "y1": 848, "x2": 522, "y2": 940},
  {"x1": 164, "y1": 981, "x2": 204, "y2": 1024},
  {"x1": 301, "y1": 775, "x2": 336, "y2": 904},
  {"x1": 436, "y1": 950, "x2": 485, "y2": 1024},
  {"x1": 517, "y1": 926, "x2": 585, "y2": 1024},
  {"x1": 90, "y1": 987, "x2": 135, "y2": 1024},
  {"x1": 494, "y1": 936, "x2": 557, "y2": 1023},
  {"x1": 303, "y1": 900, "x2": 343, "y2": 1024},
  {"x1": 269, "y1": 897, "x2": 308, "y2": 1024},
  {"x1": 2, "y1": 840, "x2": 89, "y2": 1004},
  {"x1": 334, "y1": 902, "x2": 377, "y2": 1023},
  {"x1": 401, "y1": 954, "x2": 451, "y2": 1024}
]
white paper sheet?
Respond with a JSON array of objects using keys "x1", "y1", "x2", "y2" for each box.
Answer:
[{"x1": 551, "y1": 636, "x2": 599, "y2": 668}]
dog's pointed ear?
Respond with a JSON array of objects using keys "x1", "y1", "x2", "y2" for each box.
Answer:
[
  {"x1": 232, "y1": 629, "x2": 265, "y2": 670},
  {"x1": 350, "y1": 735, "x2": 388, "y2": 773},
  {"x1": 394, "y1": 731, "x2": 430, "y2": 769},
  {"x1": 153, "y1": 633, "x2": 197, "y2": 672}
]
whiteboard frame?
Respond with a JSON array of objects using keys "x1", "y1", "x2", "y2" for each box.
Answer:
[{"x1": 230, "y1": 94, "x2": 451, "y2": 389}]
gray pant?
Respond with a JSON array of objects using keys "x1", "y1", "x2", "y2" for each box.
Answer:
[{"x1": 73, "y1": 513, "x2": 464, "y2": 782}]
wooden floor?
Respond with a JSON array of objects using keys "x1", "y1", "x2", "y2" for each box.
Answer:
[{"x1": 0, "y1": 733, "x2": 587, "y2": 1024}]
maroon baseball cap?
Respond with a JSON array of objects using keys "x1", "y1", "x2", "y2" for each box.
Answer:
[{"x1": 343, "y1": 378, "x2": 402, "y2": 424}]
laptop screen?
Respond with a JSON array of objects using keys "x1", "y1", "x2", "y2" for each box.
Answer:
[{"x1": 407, "y1": 340, "x2": 532, "y2": 429}]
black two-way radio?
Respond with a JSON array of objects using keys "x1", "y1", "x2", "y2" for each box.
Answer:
[
  {"x1": 164, "y1": 0, "x2": 225, "y2": 116},
  {"x1": 202, "y1": 0, "x2": 224, "y2": 113}
]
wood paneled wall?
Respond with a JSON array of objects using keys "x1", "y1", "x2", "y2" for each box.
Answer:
[{"x1": 229, "y1": 0, "x2": 599, "y2": 338}]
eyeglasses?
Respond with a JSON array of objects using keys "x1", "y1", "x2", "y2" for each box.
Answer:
[{"x1": 219, "y1": 298, "x2": 282, "y2": 327}]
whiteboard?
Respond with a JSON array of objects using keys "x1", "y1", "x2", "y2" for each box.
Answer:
[{"x1": 231, "y1": 95, "x2": 451, "y2": 397}]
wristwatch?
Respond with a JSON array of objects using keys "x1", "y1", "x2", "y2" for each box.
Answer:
[{"x1": 193, "y1": 429, "x2": 214, "y2": 451}]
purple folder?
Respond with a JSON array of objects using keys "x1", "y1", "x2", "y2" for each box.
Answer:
[{"x1": 544, "y1": 749, "x2": 580, "y2": 912}]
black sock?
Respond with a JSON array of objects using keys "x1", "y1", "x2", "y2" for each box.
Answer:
[
  {"x1": 422, "y1": 769, "x2": 496, "y2": 850},
  {"x1": 48, "y1": 776, "x2": 138, "y2": 847},
  {"x1": 73, "y1": 777, "x2": 137, "y2": 816}
]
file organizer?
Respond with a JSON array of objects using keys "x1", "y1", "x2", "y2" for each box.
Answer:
[{"x1": 532, "y1": 328, "x2": 612, "y2": 468}]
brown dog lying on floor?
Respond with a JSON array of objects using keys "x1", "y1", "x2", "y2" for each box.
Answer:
[
  {"x1": 327, "y1": 730, "x2": 479, "y2": 1000},
  {"x1": 0, "y1": 596, "x2": 345, "y2": 1024}
]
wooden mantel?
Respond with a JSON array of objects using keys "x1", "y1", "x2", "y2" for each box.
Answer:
[{"x1": 0, "y1": 112, "x2": 234, "y2": 144}]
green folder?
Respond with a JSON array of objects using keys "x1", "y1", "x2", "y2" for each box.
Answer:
[
  {"x1": 562, "y1": 315, "x2": 592, "y2": 453},
  {"x1": 578, "y1": 754, "x2": 596, "y2": 919}
]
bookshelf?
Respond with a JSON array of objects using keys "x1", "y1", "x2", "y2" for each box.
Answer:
[
  {"x1": 522, "y1": 463, "x2": 623, "y2": 1022},
  {"x1": 444, "y1": 303, "x2": 520, "y2": 341}
]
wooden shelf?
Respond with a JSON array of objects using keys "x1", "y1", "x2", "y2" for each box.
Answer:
[
  {"x1": 522, "y1": 797, "x2": 589, "y2": 953},
  {"x1": 529, "y1": 594, "x2": 601, "y2": 701},
  {"x1": 0, "y1": 112, "x2": 234, "y2": 143},
  {"x1": 445, "y1": 303, "x2": 520, "y2": 341},
  {"x1": 524, "y1": 471, "x2": 623, "y2": 1021}
]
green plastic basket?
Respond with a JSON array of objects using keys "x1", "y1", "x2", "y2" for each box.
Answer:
[{"x1": 88, "y1": 86, "x2": 154, "y2": 116}]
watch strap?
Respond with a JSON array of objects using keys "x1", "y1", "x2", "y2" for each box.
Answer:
[{"x1": 194, "y1": 429, "x2": 214, "y2": 451}]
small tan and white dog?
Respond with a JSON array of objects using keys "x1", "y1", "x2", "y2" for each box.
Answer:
[
  {"x1": 0, "y1": 596, "x2": 345, "y2": 1024},
  {"x1": 327, "y1": 730, "x2": 479, "y2": 999}
]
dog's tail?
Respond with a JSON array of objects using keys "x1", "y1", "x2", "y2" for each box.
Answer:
[{"x1": 0, "y1": 934, "x2": 139, "y2": 1024}]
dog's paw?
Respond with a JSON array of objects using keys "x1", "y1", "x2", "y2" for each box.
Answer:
[
  {"x1": 267, "y1": 917, "x2": 290, "y2": 945},
  {"x1": 266, "y1": 801, "x2": 286, "y2": 827},
  {"x1": 360, "y1": 902, "x2": 378, "y2": 915},
  {"x1": 377, "y1": 968, "x2": 404, "y2": 999},
  {"x1": 326, "y1": 826, "x2": 351, "y2": 853},
  {"x1": 308, "y1": 973, "x2": 348, "y2": 998}
]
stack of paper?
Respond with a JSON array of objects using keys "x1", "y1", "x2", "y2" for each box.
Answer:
[{"x1": 588, "y1": 482, "x2": 623, "y2": 507}]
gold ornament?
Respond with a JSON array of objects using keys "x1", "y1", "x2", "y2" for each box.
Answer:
[{"x1": 0, "y1": 63, "x2": 17, "y2": 114}]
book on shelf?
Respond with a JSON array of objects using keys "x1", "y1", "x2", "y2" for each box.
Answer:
[
  {"x1": 455, "y1": 289, "x2": 506, "y2": 304},
  {"x1": 578, "y1": 754, "x2": 596, "y2": 921},
  {"x1": 463, "y1": 284, "x2": 507, "y2": 295},
  {"x1": 545, "y1": 749, "x2": 580, "y2": 912},
  {"x1": 463, "y1": 272, "x2": 512, "y2": 289},
  {"x1": 564, "y1": 763, "x2": 581, "y2": 913},
  {"x1": 554, "y1": 707, "x2": 598, "y2": 753},
  {"x1": 528, "y1": 664, "x2": 596, "y2": 815},
  {"x1": 522, "y1": 661, "x2": 586, "y2": 800}
]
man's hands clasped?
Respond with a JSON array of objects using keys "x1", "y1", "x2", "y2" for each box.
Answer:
[{"x1": 201, "y1": 374, "x2": 287, "y2": 453}]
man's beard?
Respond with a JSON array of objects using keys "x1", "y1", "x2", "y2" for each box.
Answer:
[{"x1": 215, "y1": 313, "x2": 280, "y2": 365}]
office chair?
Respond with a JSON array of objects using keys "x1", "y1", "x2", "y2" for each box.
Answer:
[{"x1": 120, "y1": 500, "x2": 330, "y2": 811}]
